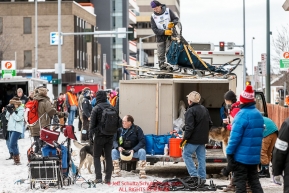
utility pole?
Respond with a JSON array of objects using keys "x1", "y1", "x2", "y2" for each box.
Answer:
[
  {"x1": 57, "y1": 0, "x2": 62, "y2": 95},
  {"x1": 34, "y1": 0, "x2": 38, "y2": 78},
  {"x1": 243, "y1": 0, "x2": 246, "y2": 90},
  {"x1": 266, "y1": 0, "x2": 271, "y2": 103}
]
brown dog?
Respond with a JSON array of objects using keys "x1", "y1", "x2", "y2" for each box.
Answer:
[
  {"x1": 73, "y1": 140, "x2": 105, "y2": 174},
  {"x1": 209, "y1": 126, "x2": 231, "y2": 156}
]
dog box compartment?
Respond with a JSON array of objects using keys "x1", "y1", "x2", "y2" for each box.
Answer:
[
  {"x1": 30, "y1": 160, "x2": 60, "y2": 180},
  {"x1": 119, "y1": 79, "x2": 234, "y2": 135}
]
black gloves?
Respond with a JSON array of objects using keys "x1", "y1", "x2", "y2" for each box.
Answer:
[
  {"x1": 7, "y1": 108, "x2": 14, "y2": 114},
  {"x1": 14, "y1": 111, "x2": 18, "y2": 114},
  {"x1": 221, "y1": 167, "x2": 230, "y2": 177},
  {"x1": 221, "y1": 154, "x2": 235, "y2": 177},
  {"x1": 89, "y1": 130, "x2": 95, "y2": 144}
]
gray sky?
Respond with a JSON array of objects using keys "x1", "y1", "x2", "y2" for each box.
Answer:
[{"x1": 180, "y1": 0, "x2": 289, "y2": 75}]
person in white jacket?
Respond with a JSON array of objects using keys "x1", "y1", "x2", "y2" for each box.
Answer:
[{"x1": 5, "y1": 97, "x2": 24, "y2": 165}]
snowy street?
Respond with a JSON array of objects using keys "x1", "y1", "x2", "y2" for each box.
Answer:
[{"x1": 0, "y1": 119, "x2": 284, "y2": 193}]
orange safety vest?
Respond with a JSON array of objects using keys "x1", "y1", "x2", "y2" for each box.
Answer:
[{"x1": 67, "y1": 92, "x2": 78, "y2": 106}]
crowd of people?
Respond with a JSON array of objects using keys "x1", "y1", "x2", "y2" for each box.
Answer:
[{"x1": 1, "y1": 79, "x2": 289, "y2": 192}]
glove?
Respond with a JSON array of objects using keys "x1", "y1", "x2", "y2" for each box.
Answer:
[
  {"x1": 221, "y1": 167, "x2": 230, "y2": 177},
  {"x1": 226, "y1": 154, "x2": 235, "y2": 172},
  {"x1": 273, "y1": 175, "x2": 283, "y2": 185},
  {"x1": 167, "y1": 22, "x2": 174, "y2": 28},
  {"x1": 14, "y1": 111, "x2": 18, "y2": 114},
  {"x1": 67, "y1": 107, "x2": 71, "y2": 113},
  {"x1": 180, "y1": 139, "x2": 187, "y2": 148},
  {"x1": 164, "y1": 30, "x2": 172, "y2": 36},
  {"x1": 7, "y1": 108, "x2": 13, "y2": 114}
]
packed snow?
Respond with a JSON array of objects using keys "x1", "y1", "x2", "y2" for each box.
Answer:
[{"x1": 0, "y1": 119, "x2": 284, "y2": 193}]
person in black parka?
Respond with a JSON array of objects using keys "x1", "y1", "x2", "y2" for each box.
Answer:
[{"x1": 272, "y1": 117, "x2": 289, "y2": 192}]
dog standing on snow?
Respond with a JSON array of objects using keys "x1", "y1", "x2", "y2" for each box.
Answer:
[{"x1": 73, "y1": 140, "x2": 105, "y2": 174}]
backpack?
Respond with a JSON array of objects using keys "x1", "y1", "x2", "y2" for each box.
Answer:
[
  {"x1": 97, "y1": 105, "x2": 119, "y2": 135},
  {"x1": 25, "y1": 100, "x2": 39, "y2": 126}
]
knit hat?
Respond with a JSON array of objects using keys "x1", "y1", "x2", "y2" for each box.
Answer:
[
  {"x1": 9, "y1": 97, "x2": 22, "y2": 106},
  {"x1": 187, "y1": 91, "x2": 201, "y2": 103},
  {"x1": 224, "y1": 90, "x2": 237, "y2": 103},
  {"x1": 151, "y1": 0, "x2": 161, "y2": 8},
  {"x1": 239, "y1": 85, "x2": 254, "y2": 103}
]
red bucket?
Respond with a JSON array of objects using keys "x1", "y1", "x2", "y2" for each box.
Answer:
[{"x1": 169, "y1": 138, "x2": 183, "y2": 157}]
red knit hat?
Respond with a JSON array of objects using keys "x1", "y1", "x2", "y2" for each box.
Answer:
[{"x1": 239, "y1": 85, "x2": 254, "y2": 103}]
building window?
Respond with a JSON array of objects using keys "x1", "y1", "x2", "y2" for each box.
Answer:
[
  {"x1": 23, "y1": 17, "x2": 32, "y2": 34},
  {"x1": 0, "y1": 17, "x2": 3, "y2": 34},
  {"x1": 24, "y1": 50, "x2": 32, "y2": 67}
]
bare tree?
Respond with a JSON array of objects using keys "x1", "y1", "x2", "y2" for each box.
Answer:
[{"x1": 272, "y1": 24, "x2": 289, "y2": 74}]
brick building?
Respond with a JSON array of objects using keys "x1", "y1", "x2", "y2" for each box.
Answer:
[{"x1": 0, "y1": 1, "x2": 102, "y2": 95}]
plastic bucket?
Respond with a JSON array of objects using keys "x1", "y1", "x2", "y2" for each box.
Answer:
[{"x1": 169, "y1": 138, "x2": 183, "y2": 157}]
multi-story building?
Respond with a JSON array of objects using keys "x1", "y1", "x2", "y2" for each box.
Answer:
[
  {"x1": 134, "y1": 0, "x2": 180, "y2": 66},
  {"x1": 0, "y1": 1, "x2": 102, "y2": 95},
  {"x1": 91, "y1": 0, "x2": 139, "y2": 89}
]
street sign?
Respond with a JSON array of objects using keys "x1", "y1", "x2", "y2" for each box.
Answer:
[
  {"x1": 117, "y1": 28, "x2": 126, "y2": 38},
  {"x1": 257, "y1": 62, "x2": 266, "y2": 76},
  {"x1": 280, "y1": 59, "x2": 289, "y2": 69},
  {"x1": 55, "y1": 63, "x2": 65, "y2": 74},
  {"x1": 1, "y1": 60, "x2": 16, "y2": 77},
  {"x1": 50, "y1": 32, "x2": 63, "y2": 45},
  {"x1": 279, "y1": 52, "x2": 289, "y2": 71},
  {"x1": 261, "y1": 53, "x2": 267, "y2": 62}
]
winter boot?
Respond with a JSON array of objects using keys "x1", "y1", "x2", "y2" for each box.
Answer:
[
  {"x1": 13, "y1": 154, "x2": 21, "y2": 165},
  {"x1": 6, "y1": 153, "x2": 13, "y2": 160},
  {"x1": 159, "y1": 62, "x2": 169, "y2": 70},
  {"x1": 112, "y1": 160, "x2": 121, "y2": 177},
  {"x1": 258, "y1": 165, "x2": 270, "y2": 178},
  {"x1": 138, "y1": 161, "x2": 147, "y2": 179}
]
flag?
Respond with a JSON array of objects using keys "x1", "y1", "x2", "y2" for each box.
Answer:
[
  {"x1": 105, "y1": 63, "x2": 110, "y2": 69},
  {"x1": 123, "y1": 67, "x2": 129, "y2": 75}
]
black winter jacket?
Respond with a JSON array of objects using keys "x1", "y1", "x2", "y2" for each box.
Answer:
[
  {"x1": 272, "y1": 117, "x2": 289, "y2": 192},
  {"x1": 183, "y1": 103, "x2": 213, "y2": 145},
  {"x1": 150, "y1": 4, "x2": 179, "y2": 43},
  {"x1": 82, "y1": 96, "x2": 92, "y2": 118},
  {"x1": 113, "y1": 124, "x2": 146, "y2": 152}
]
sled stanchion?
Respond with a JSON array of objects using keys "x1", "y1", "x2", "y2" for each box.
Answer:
[
  {"x1": 187, "y1": 44, "x2": 213, "y2": 74},
  {"x1": 183, "y1": 45, "x2": 194, "y2": 68}
]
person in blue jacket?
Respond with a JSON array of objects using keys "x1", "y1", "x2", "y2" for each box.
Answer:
[
  {"x1": 5, "y1": 97, "x2": 24, "y2": 165},
  {"x1": 226, "y1": 85, "x2": 264, "y2": 193}
]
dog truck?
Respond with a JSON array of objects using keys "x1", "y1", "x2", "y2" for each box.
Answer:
[
  {"x1": 0, "y1": 76, "x2": 53, "y2": 109},
  {"x1": 118, "y1": 47, "x2": 267, "y2": 167}
]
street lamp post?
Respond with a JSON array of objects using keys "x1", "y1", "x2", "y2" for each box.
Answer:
[
  {"x1": 139, "y1": 34, "x2": 155, "y2": 66},
  {"x1": 34, "y1": 0, "x2": 38, "y2": 78},
  {"x1": 243, "y1": 0, "x2": 246, "y2": 90},
  {"x1": 252, "y1": 37, "x2": 255, "y2": 87}
]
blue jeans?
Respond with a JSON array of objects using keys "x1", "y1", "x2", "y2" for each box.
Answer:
[
  {"x1": 42, "y1": 145, "x2": 68, "y2": 169},
  {"x1": 68, "y1": 106, "x2": 77, "y2": 125},
  {"x1": 112, "y1": 148, "x2": 146, "y2": 161},
  {"x1": 9, "y1": 131, "x2": 21, "y2": 155},
  {"x1": 20, "y1": 124, "x2": 26, "y2": 139},
  {"x1": 182, "y1": 143, "x2": 206, "y2": 180}
]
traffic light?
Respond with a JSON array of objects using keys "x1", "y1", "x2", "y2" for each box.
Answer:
[
  {"x1": 246, "y1": 81, "x2": 251, "y2": 86},
  {"x1": 219, "y1": 41, "x2": 225, "y2": 51}
]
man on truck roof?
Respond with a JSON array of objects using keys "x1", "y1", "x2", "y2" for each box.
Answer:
[{"x1": 150, "y1": 0, "x2": 179, "y2": 70}]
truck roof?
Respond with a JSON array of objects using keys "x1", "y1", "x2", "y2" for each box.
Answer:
[
  {"x1": 120, "y1": 78, "x2": 231, "y2": 84},
  {"x1": 0, "y1": 77, "x2": 48, "y2": 84}
]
